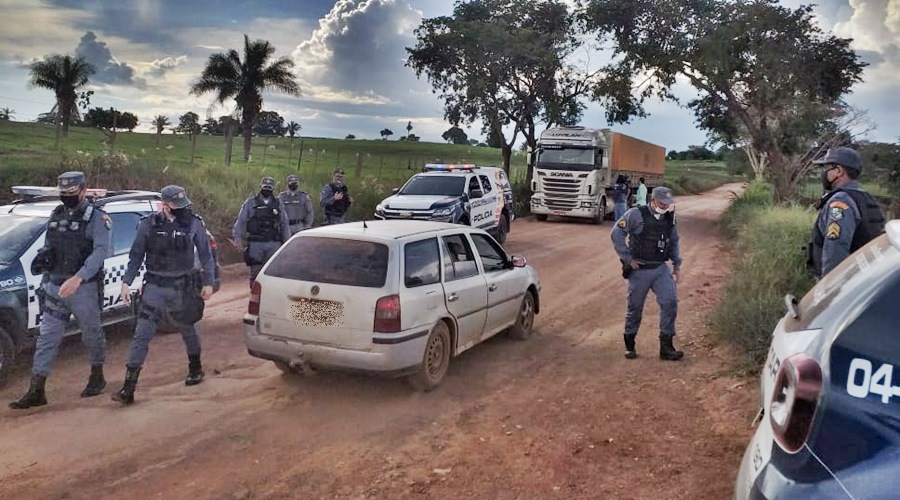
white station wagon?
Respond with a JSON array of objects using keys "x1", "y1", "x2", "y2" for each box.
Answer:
[{"x1": 243, "y1": 220, "x2": 541, "y2": 390}]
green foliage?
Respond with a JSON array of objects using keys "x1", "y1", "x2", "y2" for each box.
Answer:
[
  {"x1": 253, "y1": 110, "x2": 287, "y2": 137},
  {"x1": 663, "y1": 160, "x2": 745, "y2": 195},
  {"x1": 83, "y1": 107, "x2": 139, "y2": 132},
  {"x1": 713, "y1": 183, "x2": 814, "y2": 370},
  {"x1": 28, "y1": 54, "x2": 96, "y2": 137},
  {"x1": 442, "y1": 126, "x2": 468, "y2": 145}
]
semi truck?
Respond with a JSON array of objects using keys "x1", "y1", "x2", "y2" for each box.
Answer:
[{"x1": 529, "y1": 126, "x2": 666, "y2": 223}]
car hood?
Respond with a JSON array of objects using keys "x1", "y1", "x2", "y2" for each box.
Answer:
[{"x1": 382, "y1": 195, "x2": 461, "y2": 210}]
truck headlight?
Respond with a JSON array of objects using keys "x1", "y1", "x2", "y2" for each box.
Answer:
[
  {"x1": 580, "y1": 201, "x2": 594, "y2": 208},
  {"x1": 433, "y1": 207, "x2": 452, "y2": 218}
]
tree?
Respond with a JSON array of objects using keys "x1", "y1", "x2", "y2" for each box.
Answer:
[
  {"x1": 201, "y1": 117, "x2": 222, "y2": 136},
  {"x1": 407, "y1": 134, "x2": 420, "y2": 142},
  {"x1": 0, "y1": 107, "x2": 13, "y2": 121},
  {"x1": 152, "y1": 115, "x2": 171, "y2": 147},
  {"x1": 406, "y1": 120, "x2": 413, "y2": 139},
  {"x1": 176, "y1": 112, "x2": 202, "y2": 138},
  {"x1": 380, "y1": 128, "x2": 394, "y2": 140},
  {"x1": 345, "y1": 134, "x2": 356, "y2": 140},
  {"x1": 83, "y1": 107, "x2": 136, "y2": 150},
  {"x1": 442, "y1": 126, "x2": 469, "y2": 145},
  {"x1": 584, "y1": 0, "x2": 866, "y2": 201},
  {"x1": 253, "y1": 110, "x2": 288, "y2": 137},
  {"x1": 28, "y1": 54, "x2": 96, "y2": 141},
  {"x1": 407, "y1": 0, "x2": 608, "y2": 178},
  {"x1": 286, "y1": 120, "x2": 301, "y2": 164},
  {"x1": 190, "y1": 34, "x2": 301, "y2": 162}
]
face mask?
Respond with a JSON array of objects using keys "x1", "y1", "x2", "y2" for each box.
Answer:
[
  {"x1": 654, "y1": 205, "x2": 670, "y2": 215},
  {"x1": 172, "y1": 207, "x2": 191, "y2": 220},
  {"x1": 61, "y1": 195, "x2": 80, "y2": 208},
  {"x1": 821, "y1": 168, "x2": 834, "y2": 191},
  {"x1": 288, "y1": 183, "x2": 298, "y2": 191},
  {"x1": 260, "y1": 189, "x2": 273, "y2": 198}
]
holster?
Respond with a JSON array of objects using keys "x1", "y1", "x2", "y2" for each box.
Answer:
[
  {"x1": 171, "y1": 272, "x2": 205, "y2": 325},
  {"x1": 621, "y1": 260, "x2": 633, "y2": 280}
]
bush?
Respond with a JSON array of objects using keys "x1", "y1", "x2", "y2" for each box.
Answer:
[{"x1": 713, "y1": 184, "x2": 814, "y2": 370}]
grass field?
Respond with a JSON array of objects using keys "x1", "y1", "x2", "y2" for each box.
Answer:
[{"x1": 0, "y1": 120, "x2": 742, "y2": 261}]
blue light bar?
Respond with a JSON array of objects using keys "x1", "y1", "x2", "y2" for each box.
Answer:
[{"x1": 423, "y1": 163, "x2": 476, "y2": 171}]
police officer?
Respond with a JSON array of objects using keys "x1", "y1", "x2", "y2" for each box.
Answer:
[
  {"x1": 9, "y1": 172, "x2": 111, "y2": 409},
  {"x1": 808, "y1": 147, "x2": 886, "y2": 279},
  {"x1": 279, "y1": 174, "x2": 314, "y2": 234},
  {"x1": 320, "y1": 168, "x2": 353, "y2": 225},
  {"x1": 112, "y1": 185, "x2": 215, "y2": 405},
  {"x1": 233, "y1": 177, "x2": 291, "y2": 285},
  {"x1": 611, "y1": 186, "x2": 684, "y2": 361},
  {"x1": 612, "y1": 174, "x2": 630, "y2": 221}
]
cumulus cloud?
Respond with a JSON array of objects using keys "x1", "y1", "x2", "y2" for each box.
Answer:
[
  {"x1": 75, "y1": 31, "x2": 146, "y2": 88},
  {"x1": 146, "y1": 55, "x2": 188, "y2": 77}
]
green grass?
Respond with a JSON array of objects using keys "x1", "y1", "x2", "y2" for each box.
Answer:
[
  {"x1": 663, "y1": 160, "x2": 743, "y2": 195},
  {"x1": 713, "y1": 183, "x2": 815, "y2": 371}
]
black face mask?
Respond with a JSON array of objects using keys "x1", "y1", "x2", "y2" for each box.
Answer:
[
  {"x1": 821, "y1": 168, "x2": 834, "y2": 191},
  {"x1": 60, "y1": 195, "x2": 80, "y2": 208},
  {"x1": 288, "y1": 183, "x2": 298, "y2": 191},
  {"x1": 172, "y1": 207, "x2": 191, "y2": 220},
  {"x1": 260, "y1": 189, "x2": 273, "y2": 198}
]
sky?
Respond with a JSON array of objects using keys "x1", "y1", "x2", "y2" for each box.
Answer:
[{"x1": 0, "y1": 0, "x2": 898, "y2": 152}]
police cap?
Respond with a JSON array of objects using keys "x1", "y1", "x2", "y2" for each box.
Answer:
[
  {"x1": 812, "y1": 147, "x2": 862, "y2": 173},
  {"x1": 160, "y1": 185, "x2": 192, "y2": 209},
  {"x1": 287, "y1": 174, "x2": 299, "y2": 184},
  {"x1": 57, "y1": 171, "x2": 86, "y2": 195},
  {"x1": 651, "y1": 186, "x2": 675, "y2": 205},
  {"x1": 260, "y1": 177, "x2": 276, "y2": 190}
]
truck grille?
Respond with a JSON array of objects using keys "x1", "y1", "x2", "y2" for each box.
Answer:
[
  {"x1": 382, "y1": 209, "x2": 433, "y2": 221},
  {"x1": 541, "y1": 178, "x2": 580, "y2": 195}
]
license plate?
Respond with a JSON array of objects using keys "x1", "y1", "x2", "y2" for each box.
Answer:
[
  {"x1": 290, "y1": 298, "x2": 344, "y2": 327},
  {"x1": 744, "y1": 415, "x2": 774, "y2": 496},
  {"x1": 552, "y1": 210, "x2": 566, "y2": 215}
]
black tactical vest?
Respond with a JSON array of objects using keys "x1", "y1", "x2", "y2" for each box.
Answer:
[
  {"x1": 45, "y1": 203, "x2": 98, "y2": 279},
  {"x1": 145, "y1": 213, "x2": 195, "y2": 275},
  {"x1": 632, "y1": 206, "x2": 675, "y2": 263},
  {"x1": 325, "y1": 184, "x2": 350, "y2": 216},
  {"x1": 808, "y1": 187, "x2": 886, "y2": 275},
  {"x1": 246, "y1": 195, "x2": 282, "y2": 242}
]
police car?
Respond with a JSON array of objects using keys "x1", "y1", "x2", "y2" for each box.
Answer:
[
  {"x1": 735, "y1": 219, "x2": 900, "y2": 499},
  {"x1": 373, "y1": 164, "x2": 515, "y2": 244},
  {"x1": 0, "y1": 186, "x2": 221, "y2": 386}
]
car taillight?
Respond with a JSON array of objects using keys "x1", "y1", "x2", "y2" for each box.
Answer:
[
  {"x1": 374, "y1": 294, "x2": 401, "y2": 333},
  {"x1": 770, "y1": 353, "x2": 822, "y2": 453},
  {"x1": 249, "y1": 281, "x2": 261, "y2": 315}
]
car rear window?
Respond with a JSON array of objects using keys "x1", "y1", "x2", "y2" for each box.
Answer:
[
  {"x1": 264, "y1": 237, "x2": 389, "y2": 288},
  {"x1": 786, "y1": 234, "x2": 900, "y2": 331}
]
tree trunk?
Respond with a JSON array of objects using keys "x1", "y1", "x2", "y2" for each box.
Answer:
[
  {"x1": 61, "y1": 101, "x2": 71, "y2": 138},
  {"x1": 501, "y1": 145, "x2": 513, "y2": 174},
  {"x1": 224, "y1": 122, "x2": 234, "y2": 167},
  {"x1": 243, "y1": 128, "x2": 252, "y2": 162},
  {"x1": 155, "y1": 132, "x2": 161, "y2": 149}
]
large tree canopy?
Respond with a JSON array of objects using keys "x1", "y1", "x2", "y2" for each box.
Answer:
[
  {"x1": 407, "y1": 0, "x2": 611, "y2": 178},
  {"x1": 28, "y1": 54, "x2": 96, "y2": 140},
  {"x1": 584, "y1": 0, "x2": 866, "y2": 201}
]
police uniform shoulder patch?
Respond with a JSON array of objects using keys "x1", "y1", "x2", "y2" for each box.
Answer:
[
  {"x1": 617, "y1": 219, "x2": 627, "y2": 229},
  {"x1": 829, "y1": 206, "x2": 844, "y2": 221},
  {"x1": 829, "y1": 200, "x2": 850, "y2": 211},
  {"x1": 826, "y1": 221, "x2": 841, "y2": 240}
]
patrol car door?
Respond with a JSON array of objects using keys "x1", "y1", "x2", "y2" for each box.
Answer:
[
  {"x1": 469, "y1": 233, "x2": 523, "y2": 337},
  {"x1": 106, "y1": 212, "x2": 145, "y2": 312},
  {"x1": 439, "y1": 234, "x2": 488, "y2": 354},
  {"x1": 468, "y1": 176, "x2": 497, "y2": 230}
]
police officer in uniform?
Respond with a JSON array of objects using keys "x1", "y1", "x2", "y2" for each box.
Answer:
[
  {"x1": 10, "y1": 172, "x2": 111, "y2": 409},
  {"x1": 808, "y1": 147, "x2": 886, "y2": 280},
  {"x1": 611, "y1": 186, "x2": 684, "y2": 361},
  {"x1": 278, "y1": 174, "x2": 314, "y2": 234},
  {"x1": 112, "y1": 185, "x2": 215, "y2": 405},
  {"x1": 233, "y1": 177, "x2": 291, "y2": 285},
  {"x1": 320, "y1": 168, "x2": 353, "y2": 225}
]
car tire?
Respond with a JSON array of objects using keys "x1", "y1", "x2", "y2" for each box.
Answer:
[
  {"x1": 0, "y1": 326, "x2": 16, "y2": 387},
  {"x1": 273, "y1": 360, "x2": 299, "y2": 375},
  {"x1": 508, "y1": 292, "x2": 536, "y2": 340},
  {"x1": 408, "y1": 321, "x2": 451, "y2": 392},
  {"x1": 535, "y1": 214, "x2": 548, "y2": 222},
  {"x1": 496, "y1": 213, "x2": 509, "y2": 244}
]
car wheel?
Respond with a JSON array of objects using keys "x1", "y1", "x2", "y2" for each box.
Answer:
[
  {"x1": 408, "y1": 321, "x2": 451, "y2": 392},
  {"x1": 508, "y1": 292, "x2": 535, "y2": 340},
  {"x1": 535, "y1": 214, "x2": 548, "y2": 222},
  {"x1": 496, "y1": 213, "x2": 509, "y2": 244},
  {"x1": 273, "y1": 361, "x2": 299, "y2": 375},
  {"x1": 0, "y1": 326, "x2": 16, "y2": 387}
]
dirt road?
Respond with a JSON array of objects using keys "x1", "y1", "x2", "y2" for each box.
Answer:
[{"x1": 0, "y1": 183, "x2": 757, "y2": 500}]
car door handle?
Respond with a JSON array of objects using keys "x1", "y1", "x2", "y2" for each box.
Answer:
[
  {"x1": 489, "y1": 284, "x2": 497, "y2": 292},
  {"x1": 448, "y1": 293, "x2": 459, "y2": 302}
]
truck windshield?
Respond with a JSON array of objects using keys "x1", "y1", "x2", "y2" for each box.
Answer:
[
  {"x1": 399, "y1": 176, "x2": 466, "y2": 196},
  {"x1": 536, "y1": 148, "x2": 595, "y2": 171},
  {"x1": 0, "y1": 215, "x2": 46, "y2": 266}
]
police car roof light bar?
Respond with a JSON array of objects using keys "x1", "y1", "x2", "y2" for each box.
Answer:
[{"x1": 423, "y1": 163, "x2": 477, "y2": 172}]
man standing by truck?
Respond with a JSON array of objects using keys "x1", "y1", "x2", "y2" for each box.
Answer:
[
  {"x1": 612, "y1": 174, "x2": 630, "y2": 221},
  {"x1": 636, "y1": 177, "x2": 648, "y2": 207},
  {"x1": 610, "y1": 186, "x2": 684, "y2": 361}
]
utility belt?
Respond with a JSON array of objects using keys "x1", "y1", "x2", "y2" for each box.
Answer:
[
  {"x1": 246, "y1": 234, "x2": 281, "y2": 243},
  {"x1": 144, "y1": 270, "x2": 199, "y2": 290},
  {"x1": 620, "y1": 260, "x2": 664, "y2": 279},
  {"x1": 288, "y1": 219, "x2": 302, "y2": 225}
]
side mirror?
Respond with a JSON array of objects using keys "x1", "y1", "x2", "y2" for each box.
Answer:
[
  {"x1": 511, "y1": 255, "x2": 527, "y2": 268},
  {"x1": 391, "y1": 187, "x2": 400, "y2": 194},
  {"x1": 470, "y1": 188, "x2": 483, "y2": 199}
]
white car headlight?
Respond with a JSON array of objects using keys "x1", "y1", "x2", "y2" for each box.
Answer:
[
  {"x1": 433, "y1": 208, "x2": 452, "y2": 217},
  {"x1": 375, "y1": 204, "x2": 385, "y2": 214}
]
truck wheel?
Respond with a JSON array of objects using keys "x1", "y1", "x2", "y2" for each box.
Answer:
[
  {"x1": 535, "y1": 214, "x2": 548, "y2": 222},
  {"x1": 0, "y1": 326, "x2": 16, "y2": 387},
  {"x1": 593, "y1": 200, "x2": 607, "y2": 225},
  {"x1": 408, "y1": 321, "x2": 451, "y2": 392},
  {"x1": 495, "y1": 213, "x2": 509, "y2": 244}
]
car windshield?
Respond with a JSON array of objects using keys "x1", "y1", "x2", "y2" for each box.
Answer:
[
  {"x1": 399, "y1": 176, "x2": 466, "y2": 196},
  {"x1": 264, "y1": 236, "x2": 389, "y2": 288},
  {"x1": 0, "y1": 215, "x2": 46, "y2": 265},
  {"x1": 537, "y1": 147, "x2": 595, "y2": 171},
  {"x1": 786, "y1": 234, "x2": 900, "y2": 331}
]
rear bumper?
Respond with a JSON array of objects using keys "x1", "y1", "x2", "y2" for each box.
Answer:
[{"x1": 243, "y1": 315, "x2": 428, "y2": 377}]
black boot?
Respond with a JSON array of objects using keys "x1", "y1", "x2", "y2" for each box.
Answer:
[
  {"x1": 9, "y1": 374, "x2": 48, "y2": 410},
  {"x1": 80, "y1": 364, "x2": 106, "y2": 398},
  {"x1": 185, "y1": 355, "x2": 204, "y2": 386},
  {"x1": 111, "y1": 366, "x2": 141, "y2": 405},
  {"x1": 624, "y1": 334, "x2": 637, "y2": 359},
  {"x1": 659, "y1": 335, "x2": 684, "y2": 361}
]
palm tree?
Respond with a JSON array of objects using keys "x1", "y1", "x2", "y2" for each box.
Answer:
[
  {"x1": 28, "y1": 54, "x2": 96, "y2": 139},
  {"x1": 190, "y1": 35, "x2": 300, "y2": 162},
  {"x1": 287, "y1": 120, "x2": 301, "y2": 164},
  {"x1": 152, "y1": 115, "x2": 170, "y2": 148}
]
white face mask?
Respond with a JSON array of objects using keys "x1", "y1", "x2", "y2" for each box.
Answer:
[{"x1": 654, "y1": 206, "x2": 669, "y2": 215}]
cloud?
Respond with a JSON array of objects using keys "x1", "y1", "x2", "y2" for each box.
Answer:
[
  {"x1": 146, "y1": 55, "x2": 188, "y2": 77},
  {"x1": 75, "y1": 31, "x2": 146, "y2": 88}
]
